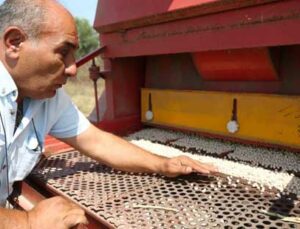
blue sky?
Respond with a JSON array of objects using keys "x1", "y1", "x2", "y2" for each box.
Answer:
[{"x1": 0, "y1": 0, "x2": 98, "y2": 25}]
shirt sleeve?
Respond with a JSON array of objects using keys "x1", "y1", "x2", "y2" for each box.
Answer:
[{"x1": 49, "y1": 89, "x2": 90, "y2": 138}]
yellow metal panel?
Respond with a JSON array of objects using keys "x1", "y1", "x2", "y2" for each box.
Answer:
[{"x1": 141, "y1": 89, "x2": 300, "y2": 149}]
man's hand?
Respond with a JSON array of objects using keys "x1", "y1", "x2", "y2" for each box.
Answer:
[
  {"x1": 28, "y1": 196, "x2": 88, "y2": 229},
  {"x1": 160, "y1": 155, "x2": 217, "y2": 177}
]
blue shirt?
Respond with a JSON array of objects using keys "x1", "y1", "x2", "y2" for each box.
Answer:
[{"x1": 0, "y1": 61, "x2": 90, "y2": 206}]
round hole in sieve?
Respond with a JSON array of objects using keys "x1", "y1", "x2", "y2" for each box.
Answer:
[
  {"x1": 261, "y1": 220, "x2": 272, "y2": 225},
  {"x1": 224, "y1": 226, "x2": 233, "y2": 229},
  {"x1": 253, "y1": 201, "x2": 263, "y2": 206},
  {"x1": 230, "y1": 220, "x2": 241, "y2": 226},
  {"x1": 251, "y1": 218, "x2": 259, "y2": 224},
  {"x1": 243, "y1": 222, "x2": 253, "y2": 227},
  {"x1": 293, "y1": 209, "x2": 300, "y2": 215},
  {"x1": 219, "y1": 207, "x2": 226, "y2": 211},
  {"x1": 223, "y1": 192, "x2": 232, "y2": 197},
  {"x1": 214, "y1": 202, "x2": 222, "y2": 207},
  {"x1": 255, "y1": 213, "x2": 267, "y2": 222},
  {"x1": 237, "y1": 197, "x2": 246, "y2": 201}
]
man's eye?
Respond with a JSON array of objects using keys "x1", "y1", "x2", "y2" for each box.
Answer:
[{"x1": 59, "y1": 48, "x2": 69, "y2": 57}]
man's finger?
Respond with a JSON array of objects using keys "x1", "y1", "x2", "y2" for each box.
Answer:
[
  {"x1": 182, "y1": 165, "x2": 192, "y2": 174},
  {"x1": 67, "y1": 208, "x2": 86, "y2": 217},
  {"x1": 194, "y1": 161, "x2": 218, "y2": 172},
  {"x1": 179, "y1": 156, "x2": 212, "y2": 174},
  {"x1": 185, "y1": 157, "x2": 218, "y2": 172},
  {"x1": 194, "y1": 162, "x2": 216, "y2": 173},
  {"x1": 72, "y1": 223, "x2": 89, "y2": 229},
  {"x1": 64, "y1": 213, "x2": 88, "y2": 228}
]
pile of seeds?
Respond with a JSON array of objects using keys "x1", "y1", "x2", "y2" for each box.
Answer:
[{"x1": 126, "y1": 128, "x2": 300, "y2": 196}]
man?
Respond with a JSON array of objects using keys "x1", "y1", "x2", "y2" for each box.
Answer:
[{"x1": 0, "y1": 0, "x2": 217, "y2": 228}]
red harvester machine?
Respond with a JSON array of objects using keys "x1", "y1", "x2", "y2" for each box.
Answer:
[{"x1": 14, "y1": 1, "x2": 300, "y2": 228}]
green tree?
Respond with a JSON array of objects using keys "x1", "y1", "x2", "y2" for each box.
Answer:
[{"x1": 75, "y1": 17, "x2": 99, "y2": 59}]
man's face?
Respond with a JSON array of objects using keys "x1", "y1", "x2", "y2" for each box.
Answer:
[{"x1": 14, "y1": 5, "x2": 78, "y2": 100}]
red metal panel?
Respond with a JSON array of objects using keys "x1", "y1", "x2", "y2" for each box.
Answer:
[
  {"x1": 94, "y1": 115, "x2": 142, "y2": 136},
  {"x1": 95, "y1": 0, "x2": 218, "y2": 28},
  {"x1": 100, "y1": 0, "x2": 300, "y2": 58},
  {"x1": 104, "y1": 58, "x2": 145, "y2": 120},
  {"x1": 94, "y1": 0, "x2": 279, "y2": 33},
  {"x1": 192, "y1": 48, "x2": 279, "y2": 81},
  {"x1": 145, "y1": 53, "x2": 283, "y2": 93}
]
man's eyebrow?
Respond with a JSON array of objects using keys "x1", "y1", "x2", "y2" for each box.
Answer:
[{"x1": 62, "y1": 41, "x2": 78, "y2": 49}]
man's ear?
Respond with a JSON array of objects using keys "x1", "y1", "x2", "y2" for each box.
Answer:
[{"x1": 3, "y1": 27, "x2": 27, "y2": 59}]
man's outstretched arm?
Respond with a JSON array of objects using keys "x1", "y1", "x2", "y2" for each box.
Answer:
[{"x1": 61, "y1": 125, "x2": 217, "y2": 177}]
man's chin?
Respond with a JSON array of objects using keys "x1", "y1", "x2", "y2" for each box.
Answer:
[
  {"x1": 46, "y1": 90, "x2": 57, "y2": 98},
  {"x1": 34, "y1": 90, "x2": 57, "y2": 100}
]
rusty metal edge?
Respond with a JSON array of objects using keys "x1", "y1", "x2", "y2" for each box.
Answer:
[
  {"x1": 76, "y1": 46, "x2": 106, "y2": 68},
  {"x1": 15, "y1": 181, "x2": 45, "y2": 211}
]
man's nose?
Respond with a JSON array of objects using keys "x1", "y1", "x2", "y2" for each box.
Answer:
[{"x1": 65, "y1": 62, "x2": 77, "y2": 77}]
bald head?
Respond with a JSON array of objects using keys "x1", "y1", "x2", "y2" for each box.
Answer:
[
  {"x1": 0, "y1": 0, "x2": 78, "y2": 100},
  {"x1": 0, "y1": 0, "x2": 73, "y2": 39}
]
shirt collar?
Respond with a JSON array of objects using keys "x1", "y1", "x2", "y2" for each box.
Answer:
[{"x1": 0, "y1": 60, "x2": 18, "y2": 101}]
